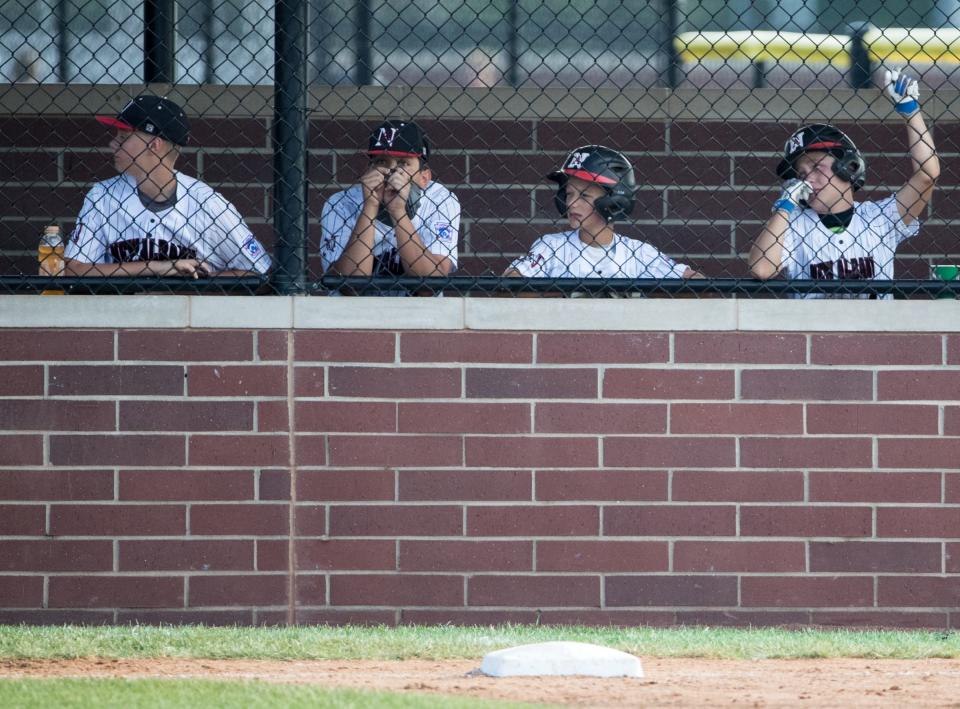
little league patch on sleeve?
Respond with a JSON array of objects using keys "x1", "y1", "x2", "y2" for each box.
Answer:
[
  {"x1": 242, "y1": 236, "x2": 262, "y2": 257},
  {"x1": 434, "y1": 222, "x2": 453, "y2": 241}
]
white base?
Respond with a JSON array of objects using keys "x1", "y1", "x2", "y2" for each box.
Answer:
[{"x1": 480, "y1": 641, "x2": 644, "y2": 678}]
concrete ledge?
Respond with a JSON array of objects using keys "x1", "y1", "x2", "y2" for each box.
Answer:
[
  {"x1": 463, "y1": 298, "x2": 739, "y2": 331},
  {"x1": 0, "y1": 295, "x2": 190, "y2": 328},
  {"x1": 190, "y1": 296, "x2": 293, "y2": 329},
  {"x1": 293, "y1": 296, "x2": 463, "y2": 329},
  {"x1": 738, "y1": 299, "x2": 960, "y2": 332},
  {"x1": 2, "y1": 295, "x2": 959, "y2": 332}
]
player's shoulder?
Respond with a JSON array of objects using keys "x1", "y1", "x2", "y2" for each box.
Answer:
[
  {"x1": 614, "y1": 233, "x2": 657, "y2": 252},
  {"x1": 177, "y1": 172, "x2": 219, "y2": 201},
  {"x1": 855, "y1": 196, "x2": 897, "y2": 218},
  {"x1": 536, "y1": 230, "x2": 576, "y2": 247},
  {"x1": 89, "y1": 174, "x2": 134, "y2": 199},
  {"x1": 424, "y1": 180, "x2": 458, "y2": 203},
  {"x1": 324, "y1": 185, "x2": 362, "y2": 213},
  {"x1": 615, "y1": 235, "x2": 669, "y2": 267}
]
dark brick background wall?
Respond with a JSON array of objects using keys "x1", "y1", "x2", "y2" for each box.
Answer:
[
  {"x1": 2, "y1": 327, "x2": 959, "y2": 627},
  {"x1": 2, "y1": 107, "x2": 956, "y2": 281}
]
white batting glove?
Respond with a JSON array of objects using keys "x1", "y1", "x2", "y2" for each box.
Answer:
[
  {"x1": 772, "y1": 178, "x2": 812, "y2": 215},
  {"x1": 884, "y1": 68, "x2": 920, "y2": 116}
]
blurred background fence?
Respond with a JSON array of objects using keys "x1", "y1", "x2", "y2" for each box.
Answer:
[{"x1": 1, "y1": 0, "x2": 959, "y2": 295}]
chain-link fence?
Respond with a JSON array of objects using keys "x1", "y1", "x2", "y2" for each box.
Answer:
[{"x1": 1, "y1": 0, "x2": 958, "y2": 296}]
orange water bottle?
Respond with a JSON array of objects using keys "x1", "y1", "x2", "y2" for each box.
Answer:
[{"x1": 38, "y1": 224, "x2": 65, "y2": 295}]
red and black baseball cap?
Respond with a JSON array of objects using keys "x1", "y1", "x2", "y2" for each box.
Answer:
[
  {"x1": 96, "y1": 95, "x2": 190, "y2": 146},
  {"x1": 367, "y1": 119, "x2": 430, "y2": 162}
]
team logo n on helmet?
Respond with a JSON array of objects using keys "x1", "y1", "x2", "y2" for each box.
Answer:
[
  {"x1": 776, "y1": 123, "x2": 866, "y2": 191},
  {"x1": 547, "y1": 145, "x2": 636, "y2": 221}
]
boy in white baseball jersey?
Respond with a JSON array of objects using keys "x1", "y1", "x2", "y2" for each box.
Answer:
[
  {"x1": 65, "y1": 95, "x2": 271, "y2": 278},
  {"x1": 320, "y1": 119, "x2": 459, "y2": 294},
  {"x1": 748, "y1": 69, "x2": 939, "y2": 299},
  {"x1": 503, "y1": 145, "x2": 699, "y2": 291}
]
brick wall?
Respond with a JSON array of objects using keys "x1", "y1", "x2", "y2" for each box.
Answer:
[
  {"x1": 2, "y1": 306, "x2": 959, "y2": 628},
  {"x1": 2, "y1": 85, "x2": 958, "y2": 281}
]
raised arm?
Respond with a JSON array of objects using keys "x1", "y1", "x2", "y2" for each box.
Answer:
[{"x1": 884, "y1": 69, "x2": 940, "y2": 225}]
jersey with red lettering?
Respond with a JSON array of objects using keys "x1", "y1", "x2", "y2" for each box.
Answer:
[
  {"x1": 780, "y1": 195, "x2": 918, "y2": 299},
  {"x1": 65, "y1": 172, "x2": 271, "y2": 273}
]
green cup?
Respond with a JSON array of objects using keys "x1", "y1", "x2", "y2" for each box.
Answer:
[{"x1": 932, "y1": 264, "x2": 960, "y2": 299}]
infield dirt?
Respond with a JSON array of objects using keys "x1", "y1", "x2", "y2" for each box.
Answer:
[{"x1": 3, "y1": 657, "x2": 960, "y2": 706}]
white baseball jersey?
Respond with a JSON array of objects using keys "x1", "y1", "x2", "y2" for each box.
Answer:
[
  {"x1": 66, "y1": 172, "x2": 271, "y2": 274},
  {"x1": 780, "y1": 195, "x2": 918, "y2": 299},
  {"x1": 320, "y1": 182, "x2": 460, "y2": 279},
  {"x1": 508, "y1": 230, "x2": 689, "y2": 280}
]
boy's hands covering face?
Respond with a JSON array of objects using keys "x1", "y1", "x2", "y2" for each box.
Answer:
[
  {"x1": 384, "y1": 166, "x2": 414, "y2": 218},
  {"x1": 360, "y1": 167, "x2": 388, "y2": 205}
]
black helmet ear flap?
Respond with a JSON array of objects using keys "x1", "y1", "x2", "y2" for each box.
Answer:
[
  {"x1": 831, "y1": 151, "x2": 867, "y2": 191},
  {"x1": 594, "y1": 194, "x2": 632, "y2": 221}
]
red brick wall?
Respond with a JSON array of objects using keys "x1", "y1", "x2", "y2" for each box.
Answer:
[
  {"x1": 2, "y1": 326, "x2": 958, "y2": 628},
  {"x1": 2, "y1": 112, "x2": 956, "y2": 280}
]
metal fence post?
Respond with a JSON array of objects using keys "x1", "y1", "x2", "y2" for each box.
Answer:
[
  {"x1": 201, "y1": 0, "x2": 215, "y2": 84},
  {"x1": 144, "y1": 0, "x2": 176, "y2": 83},
  {"x1": 752, "y1": 60, "x2": 767, "y2": 89},
  {"x1": 661, "y1": 0, "x2": 681, "y2": 89},
  {"x1": 848, "y1": 21, "x2": 874, "y2": 89},
  {"x1": 508, "y1": 0, "x2": 519, "y2": 88},
  {"x1": 273, "y1": 0, "x2": 309, "y2": 294},
  {"x1": 56, "y1": 0, "x2": 69, "y2": 83},
  {"x1": 356, "y1": 0, "x2": 373, "y2": 85}
]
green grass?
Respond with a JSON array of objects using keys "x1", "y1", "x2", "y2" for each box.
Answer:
[
  {"x1": 0, "y1": 678, "x2": 542, "y2": 709},
  {"x1": 0, "y1": 624, "x2": 958, "y2": 660}
]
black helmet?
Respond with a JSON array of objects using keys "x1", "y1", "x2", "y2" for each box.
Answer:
[
  {"x1": 548, "y1": 145, "x2": 636, "y2": 221},
  {"x1": 776, "y1": 124, "x2": 866, "y2": 191}
]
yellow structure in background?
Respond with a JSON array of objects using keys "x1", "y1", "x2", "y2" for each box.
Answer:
[
  {"x1": 675, "y1": 28, "x2": 960, "y2": 67},
  {"x1": 865, "y1": 27, "x2": 960, "y2": 64},
  {"x1": 675, "y1": 31, "x2": 851, "y2": 67}
]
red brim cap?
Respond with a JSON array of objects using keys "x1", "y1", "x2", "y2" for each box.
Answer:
[
  {"x1": 368, "y1": 149, "x2": 421, "y2": 157},
  {"x1": 95, "y1": 116, "x2": 135, "y2": 132},
  {"x1": 563, "y1": 168, "x2": 617, "y2": 185}
]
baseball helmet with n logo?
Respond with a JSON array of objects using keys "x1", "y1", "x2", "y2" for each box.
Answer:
[
  {"x1": 547, "y1": 145, "x2": 636, "y2": 222},
  {"x1": 776, "y1": 124, "x2": 866, "y2": 191}
]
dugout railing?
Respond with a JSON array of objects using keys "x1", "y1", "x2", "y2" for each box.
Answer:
[{"x1": 0, "y1": 0, "x2": 957, "y2": 298}]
